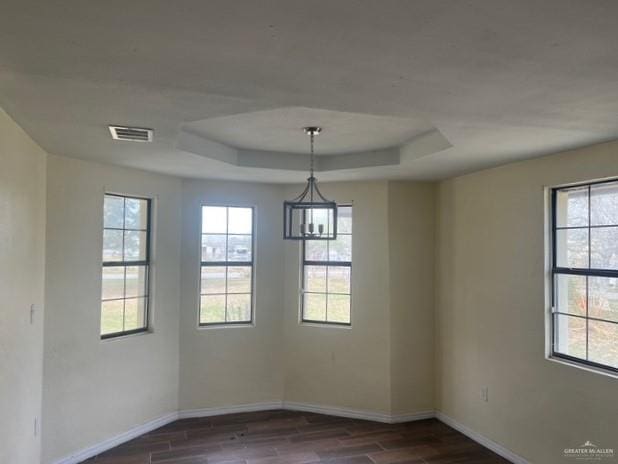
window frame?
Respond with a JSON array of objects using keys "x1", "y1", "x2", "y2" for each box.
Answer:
[
  {"x1": 550, "y1": 178, "x2": 618, "y2": 375},
  {"x1": 300, "y1": 205, "x2": 352, "y2": 327},
  {"x1": 101, "y1": 193, "x2": 152, "y2": 340},
  {"x1": 199, "y1": 205, "x2": 256, "y2": 327}
]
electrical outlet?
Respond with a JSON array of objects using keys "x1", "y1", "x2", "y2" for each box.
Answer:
[{"x1": 480, "y1": 387, "x2": 489, "y2": 402}]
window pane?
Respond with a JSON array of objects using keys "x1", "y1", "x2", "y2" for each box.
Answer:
[
  {"x1": 554, "y1": 314, "x2": 586, "y2": 360},
  {"x1": 202, "y1": 206, "x2": 227, "y2": 233},
  {"x1": 227, "y1": 294, "x2": 251, "y2": 322},
  {"x1": 124, "y1": 297, "x2": 147, "y2": 331},
  {"x1": 101, "y1": 300, "x2": 124, "y2": 335},
  {"x1": 305, "y1": 266, "x2": 326, "y2": 292},
  {"x1": 202, "y1": 234, "x2": 227, "y2": 261},
  {"x1": 125, "y1": 266, "x2": 148, "y2": 298},
  {"x1": 328, "y1": 266, "x2": 351, "y2": 294},
  {"x1": 555, "y1": 229, "x2": 588, "y2": 268},
  {"x1": 305, "y1": 240, "x2": 327, "y2": 261},
  {"x1": 327, "y1": 294, "x2": 351, "y2": 324},
  {"x1": 199, "y1": 205, "x2": 254, "y2": 325},
  {"x1": 591, "y1": 182, "x2": 618, "y2": 226},
  {"x1": 201, "y1": 266, "x2": 226, "y2": 294},
  {"x1": 104, "y1": 195, "x2": 124, "y2": 228},
  {"x1": 304, "y1": 293, "x2": 326, "y2": 321},
  {"x1": 555, "y1": 187, "x2": 588, "y2": 228},
  {"x1": 200, "y1": 295, "x2": 225, "y2": 324},
  {"x1": 590, "y1": 227, "x2": 618, "y2": 270},
  {"x1": 101, "y1": 195, "x2": 151, "y2": 337},
  {"x1": 103, "y1": 229, "x2": 123, "y2": 262},
  {"x1": 124, "y1": 230, "x2": 147, "y2": 261},
  {"x1": 124, "y1": 198, "x2": 148, "y2": 229},
  {"x1": 329, "y1": 234, "x2": 352, "y2": 262},
  {"x1": 227, "y1": 267, "x2": 251, "y2": 293},
  {"x1": 588, "y1": 320, "x2": 618, "y2": 368},
  {"x1": 337, "y1": 207, "x2": 352, "y2": 234},
  {"x1": 102, "y1": 266, "x2": 125, "y2": 300},
  {"x1": 228, "y1": 235, "x2": 252, "y2": 261},
  {"x1": 589, "y1": 277, "x2": 618, "y2": 323},
  {"x1": 228, "y1": 207, "x2": 252, "y2": 234},
  {"x1": 554, "y1": 274, "x2": 586, "y2": 316}
]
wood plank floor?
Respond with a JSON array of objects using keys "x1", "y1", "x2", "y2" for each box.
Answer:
[{"x1": 83, "y1": 410, "x2": 511, "y2": 464}]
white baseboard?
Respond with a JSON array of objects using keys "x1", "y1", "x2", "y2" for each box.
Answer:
[
  {"x1": 52, "y1": 404, "x2": 527, "y2": 464},
  {"x1": 435, "y1": 411, "x2": 529, "y2": 464},
  {"x1": 283, "y1": 401, "x2": 434, "y2": 424},
  {"x1": 51, "y1": 411, "x2": 178, "y2": 464},
  {"x1": 390, "y1": 410, "x2": 436, "y2": 423},
  {"x1": 178, "y1": 401, "x2": 284, "y2": 419}
]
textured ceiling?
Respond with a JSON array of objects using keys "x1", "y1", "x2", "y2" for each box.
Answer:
[{"x1": 0, "y1": 0, "x2": 617, "y2": 182}]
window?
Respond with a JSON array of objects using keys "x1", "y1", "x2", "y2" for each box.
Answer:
[
  {"x1": 101, "y1": 194, "x2": 151, "y2": 338},
  {"x1": 551, "y1": 180, "x2": 618, "y2": 373},
  {"x1": 200, "y1": 206, "x2": 254, "y2": 325},
  {"x1": 301, "y1": 206, "x2": 352, "y2": 325}
]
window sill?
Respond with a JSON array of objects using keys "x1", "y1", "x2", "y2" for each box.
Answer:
[
  {"x1": 546, "y1": 354, "x2": 618, "y2": 380},
  {"x1": 198, "y1": 322, "x2": 255, "y2": 330},
  {"x1": 100, "y1": 328, "x2": 151, "y2": 342},
  {"x1": 300, "y1": 321, "x2": 352, "y2": 329}
]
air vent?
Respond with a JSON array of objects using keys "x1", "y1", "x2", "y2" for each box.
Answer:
[{"x1": 109, "y1": 125, "x2": 153, "y2": 142}]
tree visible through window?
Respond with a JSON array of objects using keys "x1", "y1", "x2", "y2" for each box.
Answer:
[
  {"x1": 200, "y1": 206, "x2": 254, "y2": 325},
  {"x1": 101, "y1": 194, "x2": 151, "y2": 338},
  {"x1": 301, "y1": 206, "x2": 352, "y2": 325},
  {"x1": 552, "y1": 180, "x2": 618, "y2": 372}
]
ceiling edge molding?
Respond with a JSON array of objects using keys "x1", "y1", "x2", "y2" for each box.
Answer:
[
  {"x1": 399, "y1": 129, "x2": 452, "y2": 163},
  {"x1": 176, "y1": 125, "x2": 451, "y2": 173},
  {"x1": 317, "y1": 148, "x2": 400, "y2": 171},
  {"x1": 177, "y1": 129, "x2": 239, "y2": 165},
  {"x1": 236, "y1": 149, "x2": 309, "y2": 171}
]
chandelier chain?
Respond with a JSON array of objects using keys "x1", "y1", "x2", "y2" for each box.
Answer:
[
  {"x1": 310, "y1": 130, "x2": 315, "y2": 178},
  {"x1": 283, "y1": 125, "x2": 337, "y2": 240}
]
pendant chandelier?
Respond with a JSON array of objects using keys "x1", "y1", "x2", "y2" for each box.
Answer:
[{"x1": 283, "y1": 127, "x2": 338, "y2": 240}]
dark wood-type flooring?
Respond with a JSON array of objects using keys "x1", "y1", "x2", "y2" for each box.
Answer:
[{"x1": 83, "y1": 409, "x2": 511, "y2": 464}]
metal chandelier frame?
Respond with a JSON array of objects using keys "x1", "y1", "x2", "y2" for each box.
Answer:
[{"x1": 283, "y1": 127, "x2": 338, "y2": 240}]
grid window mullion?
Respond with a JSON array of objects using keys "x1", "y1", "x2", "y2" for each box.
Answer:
[
  {"x1": 225, "y1": 207, "x2": 229, "y2": 322},
  {"x1": 552, "y1": 181, "x2": 618, "y2": 373},
  {"x1": 586, "y1": 185, "x2": 590, "y2": 361},
  {"x1": 101, "y1": 194, "x2": 151, "y2": 339},
  {"x1": 122, "y1": 197, "x2": 126, "y2": 263},
  {"x1": 325, "y1": 262, "x2": 329, "y2": 321},
  {"x1": 199, "y1": 206, "x2": 254, "y2": 325},
  {"x1": 122, "y1": 265, "x2": 127, "y2": 331},
  {"x1": 585, "y1": 275, "x2": 589, "y2": 361},
  {"x1": 301, "y1": 206, "x2": 352, "y2": 325},
  {"x1": 121, "y1": 198, "x2": 127, "y2": 332},
  {"x1": 224, "y1": 265, "x2": 229, "y2": 323}
]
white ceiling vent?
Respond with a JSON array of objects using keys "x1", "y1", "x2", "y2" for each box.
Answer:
[{"x1": 109, "y1": 125, "x2": 153, "y2": 142}]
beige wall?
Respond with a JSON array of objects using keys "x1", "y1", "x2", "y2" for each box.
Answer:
[
  {"x1": 178, "y1": 179, "x2": 285, "y2": 410},
  {"x1": 282, "y1": 181, "x2": 435, "y2": 417},
  {"x1": 42, "y1": 155, "x2": 182, "y2": 463},
  {"x1": 37, "y1": 166, "x2": 437, "y2": 461},
  {"x1": 0, "y1": 109, "x2": 47, "y2": 464},
  {"x1": 178, "y1": 179, "x2": 435, "y2": 419},
  {"x1": 283, "y1": 181, "x2": 392, "y2": 414},
  {"x1": 388, "y1": 181, "x2": 435, "y2": 415},
  {"x1": 436, "y1": 140, "x2": 618, "y2": 463}
]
